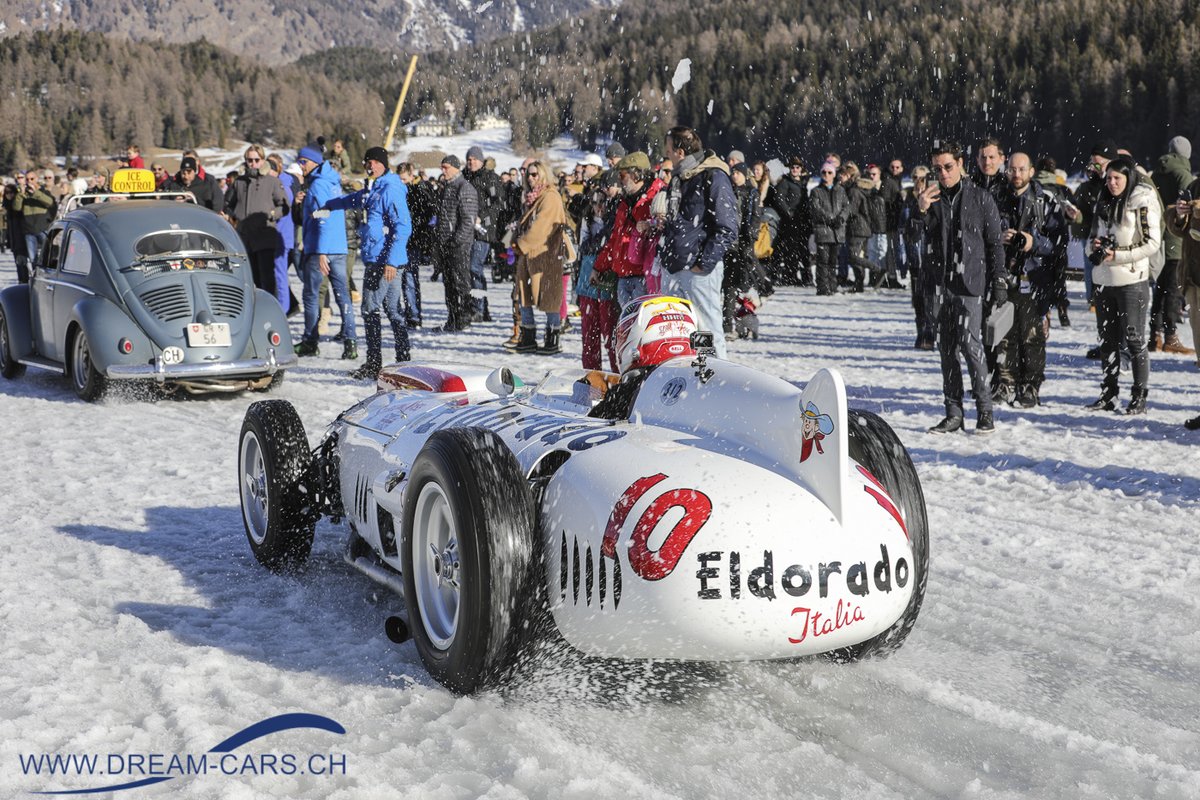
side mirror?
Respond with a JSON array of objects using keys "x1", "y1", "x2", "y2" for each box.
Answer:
[{"x1": 485, "y1": 366, "x2": 518, "y2": 397}]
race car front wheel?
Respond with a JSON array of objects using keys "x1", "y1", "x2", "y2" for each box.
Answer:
[
  {"x1": 238, "y1": 400, "x2": 315, "y2": 572},
  {"x1": 402, "y1": 427, "x2": 537, "y2": 694},
  {"x1": 68, "y1": 326, "x2": 107, "y2": 401},
  {"x1": 834, "y1": 409, "x2": 930, "y2": 661},
  {"x1": 0, "y1": 308, "x2": 25, "y2": 379}
]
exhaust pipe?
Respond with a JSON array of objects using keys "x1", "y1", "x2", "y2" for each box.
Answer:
[{"x1": 343, "y1": 552, "x2": 412, "y2": 645}]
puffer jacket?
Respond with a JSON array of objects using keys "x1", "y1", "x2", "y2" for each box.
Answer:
[
  {"x1": 437, "y1": 174, "x2": 479, "y2": 250},
  {"x1": 845, "y1": 179, "x2": 872, "y2": 239},
  {"x1": 324, "y1": 171, "x2": 412, "y2": 266},
  {"x1": 1087, "y1": 182, "x2": 1161, "y2": 288},
  {"x1": 300, "y1": 161, "x2": 347, "y2": 255},
  {"x1": 659, "y1": 151, "x2": 738, "y2": 276},
  {"x1": 809, "y1": 181, "x2": 848, "y2": 244},
  {"x1": 596, "y1": 178, "x2": 665, "y2": 278}
]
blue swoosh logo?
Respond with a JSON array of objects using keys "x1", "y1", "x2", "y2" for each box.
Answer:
[{"x1": 33, "y1": 713, "x2": 345, "y2": 795}]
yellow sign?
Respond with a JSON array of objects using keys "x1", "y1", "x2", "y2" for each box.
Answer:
[{"x1": 110, "y1": 168, "x2": 157, "y2": 194}]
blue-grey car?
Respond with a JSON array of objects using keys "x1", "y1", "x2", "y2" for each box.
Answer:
[{"x1": 0, "y1": 199, "x2": 296, "y2": 400}]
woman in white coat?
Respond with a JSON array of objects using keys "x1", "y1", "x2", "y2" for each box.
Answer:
[{"x1": 1085, "y1": 156, "x2": 1159, "y2": 415}]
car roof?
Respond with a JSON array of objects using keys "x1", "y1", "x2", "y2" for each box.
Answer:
[{"x1": 65, "y1": 200, "x2": 243, "y2": 261}]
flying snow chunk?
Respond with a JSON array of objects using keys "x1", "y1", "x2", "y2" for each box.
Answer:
[
  {"x1": 707, "y1": 99, "x2": 713, "y2": 115},
  {"x1": 476, "y1": 1, "x2": 493, "y2": 11},
  {"x1": 672, "y1": 59, "x2": 692, "y2": 93}
]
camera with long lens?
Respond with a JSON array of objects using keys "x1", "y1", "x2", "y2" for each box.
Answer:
[{"x1": 1088, "y1": 235, "x2": 1117, "y2": 267}]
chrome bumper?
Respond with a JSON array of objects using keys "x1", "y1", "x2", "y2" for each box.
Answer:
[{"x1": 106, "y1": 348, "x2": 296, "y2": 382}]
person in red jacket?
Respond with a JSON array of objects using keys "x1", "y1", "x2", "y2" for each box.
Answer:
[
  {"x1": 121, "y1": 144, "x2": 145, "y2": 170},
  {"x1": 594, "y1": 151, "x2": 666, "y2": 309}
]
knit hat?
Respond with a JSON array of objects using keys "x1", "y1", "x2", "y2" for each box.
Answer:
[
  {"x1": 297, "y1": 144, "x2": 324, "y2": 165},
  {"x1": 441, "y1": 154, "x2": 462, "y2": 169},
  {"x1": 581, "y1": 153, "x2": 604, "y2": 168},
  {"x1": 1090, "y1": 140, "x2": 1117, "y2": 160},
  {"x1": 616, "y1": 151, "x2": 652, "y2": 172},
  {"x1": 731, "y1": 163, "x2": 751, "y2": 177},
  {"x1": 362, "y1": 146, "x2": 389, "y2": 168},
  {"x1": 465, "y1": 145, "x2": 484, "y2": 162},
  {"x1": 605, "y1": 142, "x2": 626, "y2": 160},
  {"x1": 1168, "y1": 135, "x2": 1192, "y2": 160},
  {"x1": 728, "y1": 150, "x2": 746, "y2": 163},
  {"x1": 179, "y1": 157, "x2": 197, "y2": 172}
]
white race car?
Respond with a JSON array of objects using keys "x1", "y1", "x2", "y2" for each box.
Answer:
[{"x1": 237, "y1": 298, "x2": 928, "y2": 693}]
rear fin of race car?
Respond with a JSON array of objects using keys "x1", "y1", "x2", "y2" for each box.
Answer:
[{"x1": 796, "y1": 367, "x2": 849, "y2": 524}]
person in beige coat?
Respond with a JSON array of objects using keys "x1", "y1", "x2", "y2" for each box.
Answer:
[{"x1": 508, "y1": 160, "x2": 568, "y2": 354}]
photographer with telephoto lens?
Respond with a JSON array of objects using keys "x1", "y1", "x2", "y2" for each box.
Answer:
[{"x1": 1085, "y1": 156, "x2": 1160, "y2": 415}]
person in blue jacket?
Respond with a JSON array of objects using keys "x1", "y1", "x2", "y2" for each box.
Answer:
[
  {"x1": 294, "y1": 143, "x2": 356, "y2": 358},
  {"x1": 325, "y1": 146, "x2": 413, "y2": 380}
]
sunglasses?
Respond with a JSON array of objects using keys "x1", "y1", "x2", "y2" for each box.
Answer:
[
  {"x1": 527, "y1": 171, "x2": 539, "y2": 178},
  {"x1": 931, "y1": 163, "x2": 957, "y2": 173},
  {"x1": 246, "y1": 157, "x2": 262, "y2": 164},
  {"x1": 820, "y1": 170, "x2": 834, "y2": 175}
]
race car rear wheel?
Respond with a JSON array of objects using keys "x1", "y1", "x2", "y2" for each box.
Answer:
[
  {"x1": 834, "y1": 409, "x2": 929, "y2": 661},
  {"x1": 0, "y1": 308, "x2": 25, "y2": 379},
  {"x1": 402, "y1": 427, "x2": 537, "y2": 694},
  {"x1": 68, "y1": 326, "x2": 107, "y2": 401},
  {"x1": 238, "y1": 400, "x2": 315, "y2": 572}
]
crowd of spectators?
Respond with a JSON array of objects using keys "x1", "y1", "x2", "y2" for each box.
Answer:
[{"x1": 2, "y1": 129, "x2": 1198, "y2": 429}]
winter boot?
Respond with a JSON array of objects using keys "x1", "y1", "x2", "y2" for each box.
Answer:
[
  {"x1": 991, "y1": 383, "x2": 1015, "y2": 405},
  {"x1": 975, "y1": 410, "x2": 995, "y2": 434},
  {"x1": 1085, "y1": 345, "x2": 1103, "y2": 360},
  {"x1": 539, "y1": 327, "x2": 562, "y2": 355},
  {"x1": 1125, "y1": 386, "x2": 1148, "y2": 416},
  {"x1": 1148, "y1": 332, "x2": 1161, "y2": 352},
  {"x1": 1162, "y1": 334, "x2": 1195, "y2": 355},
  {"x1": 341, "y1": 340, "x2": 358, "y2": 360},
  {"x1": 318, "y1": 307, "x2": 332, "y2": 336},
  {"x1": 1085, "y1": 391, "x2": 1117, "y2": 411},
  {"x1": 350, "y1": 359, "x2": 381, "y2": 381},
  {"x1": 503, "y1": 323, "x2": 520, "y2": 348},
  {"x1": 510, "y1": 326, "x2": 538, "y2": 353},
  {"x1": 1184, "y1": 414, "x2": 1200, "y2": 431},
  {"x1": 928, "y1": 415, "x2": 964, "y2": 434},
  {"x1": 1015, "y1": 384, "x2": 1039, "y2": 409},
  {"x1": 295, "y1": 339, "x2": 319, "y2": 357}
]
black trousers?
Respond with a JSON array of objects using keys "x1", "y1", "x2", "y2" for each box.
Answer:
[
  {"x1": 439, "y1": 242, "x2": 473, "y2": 328},
  {"x1": 814, "y1": 243, "x2": 839, "y2": 295},
  {"x1": 1096, "y1": 282, "x2": 1150, "y2": 396},
  {"x1": 996, "y1": 291, "x2": 1046, "y2": 390},
  {"x1": 1150, "y1": 259, "x2": 1183, "y2": 338},
  {"x1": 249, "y1": 249, "x2": 276, "y2": 299},
  {"x1": 936, "y1": 293, "x2": 991, "y2": 416}
]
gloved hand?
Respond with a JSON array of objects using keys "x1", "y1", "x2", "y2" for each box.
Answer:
[{"x1": 988, "y1": 280, "x2": 1009, "y2": 313}]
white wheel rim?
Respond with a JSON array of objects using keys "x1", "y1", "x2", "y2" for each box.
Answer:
[
  {"x1": 72, "y1": 332, "x2": 91, "y2": 390},
  {"x1": 412, "y1": 482, "x2": 460, "y2": 650},
  {"x1": 239, "y1": 431, "x2": 269, "y2": 545}
]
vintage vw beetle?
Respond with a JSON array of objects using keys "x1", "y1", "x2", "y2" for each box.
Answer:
[
  {"x1": 236, "y1": 351, "x2": 929, "y2": 694},
  {"x1": 0, "y1": 173, "x2": 295, "y2": 400}
]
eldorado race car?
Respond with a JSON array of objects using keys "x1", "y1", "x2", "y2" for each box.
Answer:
[{"x1": 236, "y1": 299, "x2": 928, "y2": 694}]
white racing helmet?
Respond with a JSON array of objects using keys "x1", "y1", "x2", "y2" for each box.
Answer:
[{"x1": 613, "y1": 295, "x2": 699, "y2": 374}]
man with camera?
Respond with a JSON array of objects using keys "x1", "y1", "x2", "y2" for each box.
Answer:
[
  {"x1": 991, "y1": 152, "x2": 1068, "y2": 408},
  {"x1": 12, "y1": 170, "x2": 56, "y2": 266},
  {"x1": 917, "y1": 141, "x2": 1006, "y2": 434}
]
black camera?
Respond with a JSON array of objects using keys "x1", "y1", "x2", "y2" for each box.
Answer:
[
  {"x1": 1180, "y1": 189, "x2": 1193, "y2": 204},
  {"x1": 1088, "y1": 235, "x2": 1117, "y2": 267}
]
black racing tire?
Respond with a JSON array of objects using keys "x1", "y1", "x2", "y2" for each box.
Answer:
[
  {"x1": 401, "y1": 426, "x2": 537, "y2": 694},
  {"x1": 0, "y1": 307, "x2": 25, "y2": 379},
  {"x1": 68, "y1": 326, "x2": 107, "y2": 401},
  {"x1": 831, "y1": 409, "x2": 930, "y2": 661},
  {"x1": 237, "y1": 399, "x2": 315, "y2": 572}
]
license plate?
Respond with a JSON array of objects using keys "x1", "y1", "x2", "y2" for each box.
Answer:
[{"x1": 186, "y1": 322, "x2": 231, "y2": 347}]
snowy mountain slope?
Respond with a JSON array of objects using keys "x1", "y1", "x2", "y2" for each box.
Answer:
[
  {"x1": 0, "y1": 249, "x2": 1198, "y2": 798},
  {"x1": 0, "y1": 0, "x2": 620, "y2": 65}
]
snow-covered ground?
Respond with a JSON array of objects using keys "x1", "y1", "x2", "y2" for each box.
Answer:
[{"x1": 1, "y1": 245, "x2": 1199, "y2": 799}]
